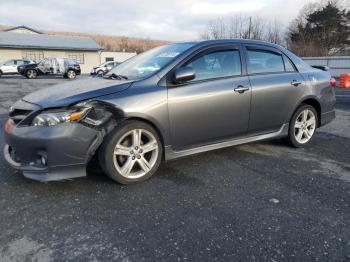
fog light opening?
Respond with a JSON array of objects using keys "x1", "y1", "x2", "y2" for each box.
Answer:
[
  {"x1": 36, "y1": 151, "x2": 47, "y2": 167},
  {"x1": 41, "y1": 155, "x2": 47, "y2": 166}
]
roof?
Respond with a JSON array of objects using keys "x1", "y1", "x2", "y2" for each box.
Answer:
[
  {"x1": 0, "y1": 31, "x2": 102, "y2": 51},
  {"x1": 181, "y1": 38, "x2": 281, "y2": 47},
  {"x1": 3, "y1": 25, "x2": 43, "y2": 34}
]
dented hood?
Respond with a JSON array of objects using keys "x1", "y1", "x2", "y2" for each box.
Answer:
[{"x1": 22, "y1": 77, "x2": 133, "y2": 108}]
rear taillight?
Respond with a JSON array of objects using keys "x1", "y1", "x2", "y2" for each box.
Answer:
[{"x1": 330, "y1": 78, "x2": 337, "y2": 87}]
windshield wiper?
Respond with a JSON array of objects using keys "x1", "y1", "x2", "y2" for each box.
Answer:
[{"x1": 104, "y1": 73, "x2": 128, "y2": 80}]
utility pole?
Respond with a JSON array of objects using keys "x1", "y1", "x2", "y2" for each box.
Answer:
[{"x1": 248, "y1": 16, "x2": 252, "y2": 39}]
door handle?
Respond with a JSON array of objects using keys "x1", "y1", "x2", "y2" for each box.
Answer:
[
  {"x1": 291, "y1": 80, "x2": 302, "y2": 86},
  {"x1": 234, "y1": 85, "x2": 249, "y2": 94}
]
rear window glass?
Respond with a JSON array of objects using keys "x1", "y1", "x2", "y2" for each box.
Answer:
[{"x1": 247, "y1": 50, "x2": 285, "y2": 74}]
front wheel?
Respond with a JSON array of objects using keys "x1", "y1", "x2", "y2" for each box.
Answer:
[
  {"x1": 26, "y1": 69, "x2": 37, "y2": 79},
  {"x1": 288, "y1": 104, "x2": 318, "y2": 147},
  {"x1": 66, "y1": 70, "x2": 76, "y2": 79},
  {"x1": 99, "y1": 121, "x2": 162, "y2": 184}
]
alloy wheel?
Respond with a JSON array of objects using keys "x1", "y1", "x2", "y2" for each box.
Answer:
[
  {"x1": 113, "y1": 129, "x2": 159, "y2": 179},
  {"x1": 27, "y1": 70, "x2": 37, "y2": 79},
  {"x1": 67, "y1": 70, "x2": 76, "y2": 79},
  {"x1": 294, "y1": 109, "x2": 316, "y2": 144}
]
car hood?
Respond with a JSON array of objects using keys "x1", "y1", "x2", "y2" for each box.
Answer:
[{"x1": 22, "y1": 77, "x2": 133, "y2": 108}]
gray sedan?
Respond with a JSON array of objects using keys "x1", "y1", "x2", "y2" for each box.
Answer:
[{"x1": 4, "y1": 39, "x2": 336, "y2": 184}]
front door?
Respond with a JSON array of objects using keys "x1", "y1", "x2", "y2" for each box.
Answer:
[{"x1": 168, "y1": 46, "x2": 251, "y2": 150}]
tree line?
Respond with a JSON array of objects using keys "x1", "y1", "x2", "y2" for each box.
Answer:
[{"x1": 201, "y1": 0, "x2": 350, "y2": 57}]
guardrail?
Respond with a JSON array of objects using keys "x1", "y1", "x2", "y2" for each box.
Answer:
[{"x1": 302, "y1": 56, "x2": 350, "y2": 77}]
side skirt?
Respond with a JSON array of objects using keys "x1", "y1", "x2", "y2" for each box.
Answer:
[{"x1": 164, "y1": 124, "x2": 289, "y2": 161}]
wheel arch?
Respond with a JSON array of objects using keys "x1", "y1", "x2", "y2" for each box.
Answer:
[
  {"x1": 123, "y1": 116, "x2": 165, "y2": 150},
  {"x1": 25, "y1": 68, "x2": 38, "y2": 74},
  {"x1": 83, "y1": 100, "x2": 166, "y2": 153},
  {"x1": 292, "y1": 96, "x2": 322, "y2": 127}
]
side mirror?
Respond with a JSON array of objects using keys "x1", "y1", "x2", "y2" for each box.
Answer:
[{"x1": 173, "y1": 67, "x2": 195, "y2": 83}]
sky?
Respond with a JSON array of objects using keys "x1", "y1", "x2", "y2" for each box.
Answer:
[{"x1": 0, "y1": 0, "x2": 316, "y2": 41}]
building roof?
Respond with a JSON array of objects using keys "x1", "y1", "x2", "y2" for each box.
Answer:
[
  {"x1": 3, "y1": 25, "x2": 43, "y2": 34},
  {"x1": 0, "y1": 31, "x2": 102, "y2": 51}
]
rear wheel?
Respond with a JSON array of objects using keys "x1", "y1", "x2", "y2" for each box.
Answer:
[
  {"x1": 66, "y1": 70, "x2": 76, "y2": 79},
  {"x1": 26, "y1": 69, "x2": 37, "y2": 79},
  {"x1": 99, "y1": 121, "x2": 162, "y2": 184},
  {"x1": 0, "y1": 70, "x2": 2, "y2": 78},
  {"x1": 288, "y1": 104, "x2": 318, "y2": 147}
]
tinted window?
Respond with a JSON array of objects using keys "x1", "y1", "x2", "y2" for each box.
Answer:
[
  {"x1": 247, "y1": 50, "x2": 284, "y2": 74},
  {"x1": 184, "y1": 50, "x2": 241, "y2": 82},
  {"x1": 283, "y1": 55, "x2": 296, "y2": 72}
]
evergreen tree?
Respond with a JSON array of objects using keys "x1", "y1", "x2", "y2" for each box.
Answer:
[{"x1": 288, "y1": 1, "x2": 350, "y2": 56}]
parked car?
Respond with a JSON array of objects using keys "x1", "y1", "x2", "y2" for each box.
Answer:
[
  {"x1": 4, "y1": 39, "x2": 336, "y2": 184},
  {"x1": 0, "y1": 59, "x2": 35, "y2": 77},
  {"x1": 18, "y1": 57, "x2": 81, "y2": 79},
  {"x1": 90, "y1": 61, "x2": 120, "y2": 76}
]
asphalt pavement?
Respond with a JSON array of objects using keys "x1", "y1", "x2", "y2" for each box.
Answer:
[{"x1": 0, "y1": 76, "x2": 349, "y2": 261}]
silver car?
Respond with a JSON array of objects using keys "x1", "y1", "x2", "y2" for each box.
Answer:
[
  {"x1": 4, "y1": 39, "x2": 336, "y2": 184},
  {"x1": 91, "y1": 61, "x2": 120, "y2": 76}
]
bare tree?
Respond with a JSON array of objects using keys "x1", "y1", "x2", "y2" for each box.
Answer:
[{"x1": 200, "y1": 15, "x2": 285, "y2": 45}]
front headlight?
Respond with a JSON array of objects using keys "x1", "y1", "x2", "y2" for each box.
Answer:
[{"x1": 31, "y1": 107, "x2": 90, "y2": 126}]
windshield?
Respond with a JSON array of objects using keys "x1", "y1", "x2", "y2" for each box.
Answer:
[{"x1": 106, "y1": 43, "x2": 194, "y2": 80}]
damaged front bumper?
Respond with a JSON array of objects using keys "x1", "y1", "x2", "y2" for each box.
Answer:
[{"x1": 3, "y1": 120, "x2": 103, "y2": 181}]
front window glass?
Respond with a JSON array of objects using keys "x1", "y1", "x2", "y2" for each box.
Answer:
[
  {"x1": 107, "y1": 43, "x2": 194, "y2": 80},
  {"x1": 247, "y1": 50, "x2": 285, "y2": 74},
  {"x1": 183, "y1": 50, "x2": 242, "y2": 82}
]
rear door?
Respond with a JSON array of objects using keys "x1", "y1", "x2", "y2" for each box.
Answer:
[
  {"x1": 167, "y1": 44, "x2": 251, "y2": 150},
  {"x1": 244, "y1": 45, "x2": 306, "y2": 134}
]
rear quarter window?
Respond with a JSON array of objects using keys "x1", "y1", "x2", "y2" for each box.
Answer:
[{"x1": 283, "y1": 55, "x2": 296, "y2": 72}]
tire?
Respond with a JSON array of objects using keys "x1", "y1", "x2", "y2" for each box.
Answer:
[
  {"x1": 97, "y1": 70, "x2": 104, "y2": 76},
  {"x1": 0, "y1": 70, "x2": 2, "y2": 78},
  {"x1": 66, "y1": 70, "x2": 76, "y2": 79},
  {"x1": 287, "y1": 104, "x2": 318, "y2": 148},
  {"x1": 99, "y1": 121, "x2": 163, "y2": 184},
  {"x1": 26, "y1": 69, "x2": 37, "y2": 79}
]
